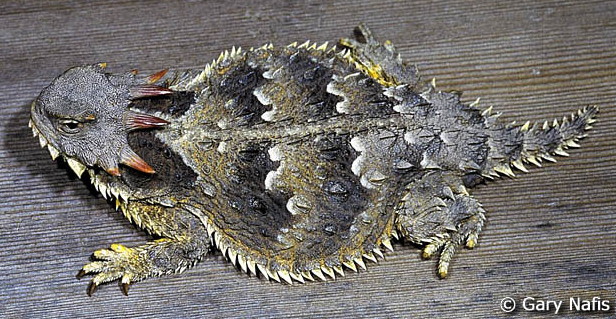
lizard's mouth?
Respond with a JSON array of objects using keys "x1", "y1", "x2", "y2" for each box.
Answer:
[
  {"x1": 29, "y1": 115, "x2": 88, "y2": 178},
  {"x1": 29, "y1": 114, "x2": 132, "y2": 205}
]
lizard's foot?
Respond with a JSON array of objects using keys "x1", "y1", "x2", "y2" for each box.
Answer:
[
  {"x1": 395, "y1": 172, "x2": 487, "y2": 278},
  {"x1": 339, "y1": 23, "x2": 419, "y2": 86},
  {"x1": 77, "y1": 243, "x2": 152, "y2": 296},
  {"x1": 421, "y1": 207, "x2": 486, "y2": 278},
  {"x1": 77, "y1": 234, "x2": 209, "y2": 296}
]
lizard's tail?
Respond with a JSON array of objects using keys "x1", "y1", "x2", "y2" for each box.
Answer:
[{"x1": 482, "y1": 105, "x2": 598, "y2": 178}]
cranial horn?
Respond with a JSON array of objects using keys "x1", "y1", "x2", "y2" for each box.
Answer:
[
  {"x1": 129, "y1": 84, "x2": 174, "y2": 99},
  {"x1": 125, "y1": 111, "x2": 169, "y2": 130},
  {"x1": 146, "y1": 69, "x2": 168, "y2": 84},
  {"x1": 120, "y1": 147, "x2": 155, "y2": 174}
]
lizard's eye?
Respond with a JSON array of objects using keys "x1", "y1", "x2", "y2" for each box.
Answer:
[{"x1": 58, "y1": 119, "x2": 83, "y2": 134}]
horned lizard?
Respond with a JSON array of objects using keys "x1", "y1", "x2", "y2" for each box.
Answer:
[{"x1": 29, "y1": 24, "x2": 598, "y2": 295}]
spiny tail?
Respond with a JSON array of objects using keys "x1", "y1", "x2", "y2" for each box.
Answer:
[{"x1": 483, "y1": 106, "x2": 599, "y2": 178}]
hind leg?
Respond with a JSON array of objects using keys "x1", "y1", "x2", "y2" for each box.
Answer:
[
  {"x1": 395, "y1": 172, "x2": 486, "y2": 277},
  {"x1": 339, "y1": 24, "x2": 419, "y2": 86}
]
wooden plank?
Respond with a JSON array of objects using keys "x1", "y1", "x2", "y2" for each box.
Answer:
[{"x1": 0, "y1": 0, "x2": 614, "y2": 318}]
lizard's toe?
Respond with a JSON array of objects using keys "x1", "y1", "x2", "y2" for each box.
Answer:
[{"x1": 78, "y1": 243, "x2": 144, "y2": 296}]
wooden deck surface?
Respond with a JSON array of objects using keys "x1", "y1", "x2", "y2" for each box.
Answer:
[{"x1": 1, "y1": 0, "x2": 615, "y2": 318}]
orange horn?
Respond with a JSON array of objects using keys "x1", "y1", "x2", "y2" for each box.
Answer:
[
  {"x1": 129, "y1": 84, "x2": 174, "y2": 99},
  {"x1": 120, "y1": 148, "x2": 155, "y2": 174},
  {"x1": 125, "y1": 111, "x2": 169, "y2": 130},
  {"x1": 146, "y1": 69, "x2": 168, "y2": 84}
]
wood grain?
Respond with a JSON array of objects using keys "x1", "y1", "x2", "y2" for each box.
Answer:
[{"x1": 1, "y1": 0, "x2": 614, "y2": 318}]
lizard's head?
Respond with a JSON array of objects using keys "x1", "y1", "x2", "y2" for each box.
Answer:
[{"x1": 30, "y1": 63, "x2": 171, "y2": 177}]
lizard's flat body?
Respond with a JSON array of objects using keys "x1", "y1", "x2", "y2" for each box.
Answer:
[{"x1": 29, "y1": 25, "x2": 598, "y2": 295}]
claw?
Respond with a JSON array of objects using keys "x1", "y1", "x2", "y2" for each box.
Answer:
[
  {"x1": 466, "y1": 236, "x2": 477, "y2": 249},
  {"x1": 76, "y1": 269, "x2": 87, "y2": 280},
  {"x1": 422, "y1": 238, "x2": 444, "y2": 259},
  {"x1": 121, "y1": 282, "x2": 130, "y2": 296},
  {"x1": 87, "y1": 282, "x2": 98, "y2": 297}
]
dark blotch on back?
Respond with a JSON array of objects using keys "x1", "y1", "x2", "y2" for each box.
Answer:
[
  {"x1": 317, "y1": 134, "x2": 367, "y2": 223},
  {"x1": 210, "y1": 63, "x2": 268, "y2": 126},
  {"x1": 123, "y1": 131, "x2": 197, "y2": 194},
  {"x1": 299, "y1": 134, "x2": 369, "y2": 260},
  {"x1": 284, "y1": 50, "x2": 342, "y2": 121},
  {"x1": 129, "y1": 91, "x2": 195, "y2": 116},
  {"x1": 219, "y1": 143, "x2": 292, "y2": 242}
]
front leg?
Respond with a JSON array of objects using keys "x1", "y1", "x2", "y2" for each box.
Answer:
[
  {"x1": 77, "y1": 201, "x2": 210, "y2": 296},
  {"x1": 395, "y1": 172, "x2": 486, "y2": 278}
]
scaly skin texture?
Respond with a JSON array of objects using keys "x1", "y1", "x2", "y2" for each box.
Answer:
[{"x1": 29, "y1": 24, "x2": 598, "y2": 295}]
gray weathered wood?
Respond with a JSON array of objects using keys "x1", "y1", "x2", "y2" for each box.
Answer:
[{"x1": 1, "y1": 0, "x2": 614, "y2": 318}]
